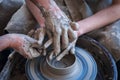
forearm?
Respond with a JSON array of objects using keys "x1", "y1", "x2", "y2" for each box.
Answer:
[
  {"x1": 0, "y1": 35, "x2": 12, "y2": 51},
  {"x1": 35, "y1": 0, "x2": 59, "y2": 10},
  {"x1": 35, "y1": 0, "x2": 65, "y2": 18},
  {"x1": 77, "y1": 3, "x2": 120, "y2": 36},
  {"x1": 26, "y1": 0, "x2": 65, "y2": 27},
  {"x1": 26, "y1": 0, "x2": 45, "y2": 27}
]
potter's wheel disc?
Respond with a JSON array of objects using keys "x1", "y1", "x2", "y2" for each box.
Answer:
[{"x1": 25, "y1": 47, "x2": 97, "y2": 80}]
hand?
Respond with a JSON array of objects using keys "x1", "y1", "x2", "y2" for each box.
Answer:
[
  {"x1": 9, "y1": 34, "x2": 40, "y2": 59},
  {"x1": 42, "y1": 9, "x2": 78, "y2": 60},
  {"x1": 28, "y1": 28, "x2": 49, "y2": 56}
]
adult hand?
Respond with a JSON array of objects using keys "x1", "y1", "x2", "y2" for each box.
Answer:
[
  {"x1": 42, "y1": 9, "x2": 79, "y2": 60},
  {"x1": 26, "y1": 0, "x2": 79, "y2": 60}
]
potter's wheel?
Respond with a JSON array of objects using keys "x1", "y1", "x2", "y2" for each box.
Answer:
[{"x1": 25, "y1": 47, "x2": 97, "y2": 80}]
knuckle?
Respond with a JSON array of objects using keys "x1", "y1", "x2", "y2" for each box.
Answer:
[{"x1": 55, "y1": 28, "x2": 62, "y2": 34}]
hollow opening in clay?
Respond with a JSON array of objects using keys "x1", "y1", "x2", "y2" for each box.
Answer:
[{"x1": 47, "y1": 54, "x2": 76, "y2": 69}]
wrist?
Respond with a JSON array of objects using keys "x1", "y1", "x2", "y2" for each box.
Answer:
[
  {"x1": 37, "y1": 0, "x2": 59, "y2": 11},
  {"x1": 8, "y1": 34, "x2": 16, "y2": 48},
  {"x1": 0, "y1": 34, "x2": 12, "y2": 51},
  {"x1": 9, "y1": 34, "x2": 23, "y2": 50},
  {"x1": 40, "y1": 0, "x2": 62, "y2": 18},
  {"x1": 76, "y1": 22, "x2": 84, "y2": 37}
]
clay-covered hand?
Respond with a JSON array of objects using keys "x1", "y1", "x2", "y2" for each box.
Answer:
[
  {"x1": 28, "y1": 28, "x2": 50, "y2": 56},
  {"x1": 0, "y1": 34, "x2": 40, "y2": 59},
  {"x1": 42, "y1": 10, "x2": 78, "y2": 60},
  {"x1": 55, "y1": 22, "x2": 79, "y2": 61},
  {"x1": 26, "y1": 0, "x2": 79, "y2": 60}
]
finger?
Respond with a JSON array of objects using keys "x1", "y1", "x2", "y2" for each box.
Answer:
[
  {"x1": 33, "y1": 49, "x2": 41, "y2": 57},
  {"x1": 33, "y1": 29, "x2": 39, "y2": 40},
  {"x1": 38, "y1": 28, "x2": 46, "y2": 46},
  {"x1": 44, "y1": 38, "x2": 53, "y2": 48},
  {"x1": 46, "y1": 30, "x2": 52, "y2": 39},
  {"x1": 68, "y1": 28, "x2": 77, "y2": 42},
  {"x1": 31, "y1": 42, "x2": 40, "y2": 48},
  {"x1": 49, "y1": 51, "x2": 54, "y2": 60},
  {"x1": 61, "y1": 27, "x2": 69, "y2": 50},
  {"x1": 70, "y1": 39, "x2": 77, "y2": 54},
  {"x1": 56, "y1": 49, "x2": 69, "y2": 61},
  {"x1": 70, "y1": 22, "x2": 79, "y2": 31},
  {"x1": 24, "y1": 35, "x2": 37, "y2": 44},
  {"x1": 29, "y1": 48, "x2": 35, "y2": 58},
  {"x1": 29, "y1": 48, "x2": 40, "y2": 58},
  {"x1": 56, "y1": 43, "x2": 72, "y2": 61},
  {"x1": 45, "y1": 12, "x2": 54, "y2": 33},
  {"x1": 43, "y1": 49, "x2": 46, "y2": 56},
  {"x1": 34, "y1": 28, "x2": 45, "y2": 40},
  {"x1": 27, "y1": 29, "x2": 35, "y2": 37},
  {"x1": 70, "y1": 47, "x2": 75, "y2": 54},
  {"x1": 53, "y1": 27, "x2": 61, "y2": 56}
]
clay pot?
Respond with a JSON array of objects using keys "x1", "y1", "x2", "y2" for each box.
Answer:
[
  {"x1": 25, "y1": 47, "x2": 97, "y2": 80},
  {"x1": 40, "y1": 54, "x2": 80, "y2": 80}
]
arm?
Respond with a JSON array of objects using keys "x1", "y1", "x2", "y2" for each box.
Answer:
[{"x1": 77, "y1": 0, "x2": 120, "y2": 36}]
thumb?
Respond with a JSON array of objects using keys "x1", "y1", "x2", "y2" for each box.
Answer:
[{"x1": 70, "y1": 22, "x2": 79, "y2": 31}]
